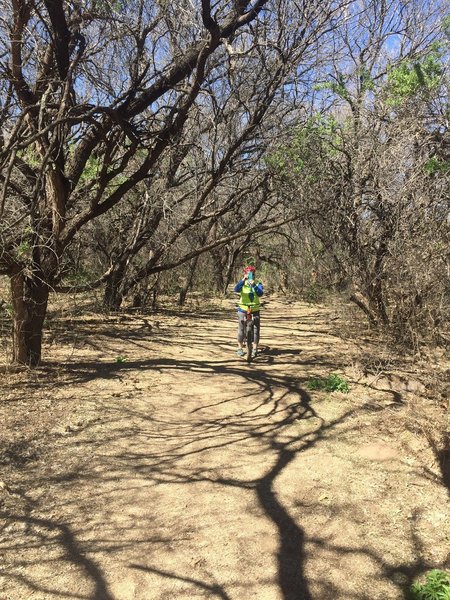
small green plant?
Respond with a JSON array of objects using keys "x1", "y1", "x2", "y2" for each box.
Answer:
[
  {"x1": 306, "y1": 377, "x2": 326, "y2": 391},
  {"x1": 116, "y1": 355, "x2": 127, "y2": 363},
  {"x1": 407, "y1": 569, "x2": 450, "y2": 600},
  {"x1": 424, "y1": 157, "x2": 450, "y2": 175},
  {"x1": 306, "y1": 374, "x2": 350, "y2": 393},
  {"x1": 15, "y1": 240, "x2": 31, "y2": 259}
]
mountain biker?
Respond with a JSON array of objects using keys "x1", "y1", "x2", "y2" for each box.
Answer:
[{"x1": 234, "y1": 265, "x2": 264, "y2": 358}]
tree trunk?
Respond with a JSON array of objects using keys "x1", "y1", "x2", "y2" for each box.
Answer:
[
  {"x1": 222, "y1": 237, "x2": 250, "y2": 294},
  {"x1": 209, "y1": 242, "x2": 227, "y2": 292},
  {"x1": 368, "y1": 279, "x2": 389, "y2": 325},
  {"x1": 368, "y1": 236, "x2": 390, "y2": 325},
  {"x1": 179, "y1": 256, "x2": 200, "y2": 306},
  {"x1": 223, "y1": 252, "x2": 239, "y2": 294},
  {"x1": 10, "y1": 270, "x2": 49, "y2": 366},
  {"x1": 151, "y1": 274, "x2": 160, "y2": 310},
  {"x1": 103, "y1": 264, "x2": 126, "y2": 310},
  {"x1": 349, "y1": 290, "x2": 378, "y2": 326}
]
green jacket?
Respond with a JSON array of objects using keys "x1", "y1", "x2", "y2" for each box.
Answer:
[{"x1": 234, "y1": 279, "x2": 263, "y2": 312}]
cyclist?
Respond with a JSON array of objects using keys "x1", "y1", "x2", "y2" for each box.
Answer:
[{"x1": 234, "y1": 264, "x2": 264, "y2": 358}]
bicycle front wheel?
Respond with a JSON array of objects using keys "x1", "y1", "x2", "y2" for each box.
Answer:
[{"x1": 246, "y1": 320, "x2": 253, "y2": 363}]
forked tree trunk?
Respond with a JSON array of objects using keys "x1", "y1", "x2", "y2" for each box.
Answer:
[{"x1": 10, "y1": 270, "x2": 50, "y2": 366}]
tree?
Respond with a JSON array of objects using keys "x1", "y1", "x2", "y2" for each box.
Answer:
[
  {"x1": 58, "y1": 0, "x2": 350, "y2": 311},
  {"x1": 267, "y1": 0, "x2": 450, "y2": 345},
  {"x1": 0, "y1": 0, "x2": 272, "y2": 364}
]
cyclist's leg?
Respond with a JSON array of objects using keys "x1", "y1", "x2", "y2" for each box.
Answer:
[
  {"x1": 246, "y1": 318, "x2": 253, "y2": 362},
  {"x1": 237, "y1": 311, "x2": 245, "y2": 356},
  {"x1": 253, "y1": 313, "x2": 260, "y2": 352}
]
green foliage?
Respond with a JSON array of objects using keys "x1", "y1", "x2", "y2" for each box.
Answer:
[
  {"x1": 316, "y1": 72, "x2": 352, "y2": 103},
  {"x1": 407, "y1": 570, "x2": 450, "y2": 600},
  {"x1": 116, "y1": 355, "x2": 127, "y2": 363},
  {"x1": 13, "y1": 226, "x2": 35, "y2": 261},
  {"x1": 79, "y1": 155, "x2": 100, "y2": 184},
  {"x1": 265, "y1": 114, "x2": 342, "y2": 182},
  {"x1": 314, "y1": 69, "x2": 374, "y2": 97},
  {"x1": 77, "y1": 149, "x2": 126, "y2": 187},
  {"x1": 78, "y1": 151, "x2": 127, "y2": 194},
  {"x1": 424, "y1": 158, "x2": 450, "y2": 175},
  {"x1": 358, "y1": 67, "x2": 375, "y2": 92},
  {"x1": 15, "y1": 241, "x2": 30, "y2": 258},
  {"x1": 18, "y1": 147, "x2": 40, "y2": 168},
  {"x1": 386, "y1": 53, "x2": 443, "y2": 106},
  {"x1": 108, "y1": 172, "x2": 128, "y2": 190},
  {"x1": 306, "y1": 374, "x2": 350, "y2": 393}
]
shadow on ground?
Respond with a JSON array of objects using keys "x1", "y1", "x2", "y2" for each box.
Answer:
[{"x1": 1, "y1": 306, "x2": 446, "y2": 600}]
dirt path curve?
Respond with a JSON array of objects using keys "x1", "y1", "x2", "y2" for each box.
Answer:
[{"x1": 1, "y1": 297, "x2": 449, "y2": 600}]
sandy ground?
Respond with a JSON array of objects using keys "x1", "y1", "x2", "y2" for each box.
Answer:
[{"x1": 0, "y1": 295, "x2": 449, "y2": 600}]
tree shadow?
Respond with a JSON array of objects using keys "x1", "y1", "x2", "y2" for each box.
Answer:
[
  {"x1": 1, "y1": 355, "x2": 322, "y2": 599},
  {"x1": 260, "y1": 346, "x2": 303, "y2": 357},
  {"x1": 2, "y1": 307, "x2": 448, "y2": 599},
  {"x1": 440, "y1": 447, "x2": 450, "y2": 492},
  {"x1": 256, "y1": 446, "x2": 313, "y2": 600},
  {"x1": 0, "y1": 513, "x2": 115, "y2": 600},
  {"x1": 129, "y1": 564, "x2": 233, "y2": 599},
  {"x1": 426, "y1": 433, "x2": 450, "y2": 496}
]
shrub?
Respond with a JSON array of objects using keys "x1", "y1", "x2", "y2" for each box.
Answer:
[
  {"x1": 306, "y1": 373, "x2": 350, "y2": 393},
  {"x1": 407, "y1": 570, "x2": 450, "y2": 600}
]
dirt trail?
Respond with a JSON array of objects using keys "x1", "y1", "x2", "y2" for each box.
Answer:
[{"x1": 1, "y1": 297, "x2": 449, "y2": 600}]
